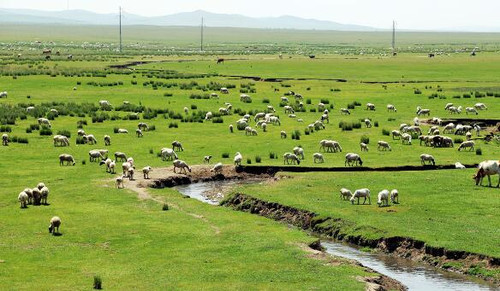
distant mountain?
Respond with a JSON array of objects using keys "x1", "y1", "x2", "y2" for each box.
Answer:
[{"x1": 0, "y1": 8, "x2": 379, "y2": 31}]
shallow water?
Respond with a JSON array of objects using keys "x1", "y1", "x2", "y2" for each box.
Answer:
[{"x1": 174, "y1": 180, "x2": 498, "y2": 291}]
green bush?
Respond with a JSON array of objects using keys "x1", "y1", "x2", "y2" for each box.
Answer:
[
  {"x1": 306, "y1": 98, "x2": 312, "y2": 104},
  {"x1": 382, "y1": 129, "x2": 390, "y2": 136},
  {"x1": 93, "y1": 275, "x2": 102, "y2": 290},
  {"x1": 291, "y1": 130, "x2": 301, "y2": 140},
  {"x1": 269, "y1": 152, "x2": 277, "y2": 159},
  {"x1": 255, "y1": 156, "x2": 262, "y2": 163},
  {"x1": 162, "y1": 204, "x2": 169, "y2": 211},
  {"x1": 262, "y1": 98, "x2": 270, "y2": 103},
  {"x1": 0, "y1": 125, "x2": 12, "y2": 132},
  {"x1": 39, "y1": 126, "x2": 52, "y2": 136},
  {"x1": 476, "y1": 148, "x2": 482, "y2": 155},
  {"x1": 57, "y1": 130, "x2": 71, "y2": 138},
  {"x1": 454, "y1": 138, "x2": 463, "y2": 144},
  {"x1": 374, "y1": 121, "x2": 379, "y2": 127},
  {"x1": 190, "y1": 104, "x2": 198, "y2": 110},
  {"x1": 168, "y1": 122, "x2": 178, "y2": 128},
  {"x1": 222, "y1": 152, "x2": 230, "y2": 158},
  {"x1": 246, "y1": 158, "x2": 252, "y2": 164},
  {"x1": 414, "y1": 89, "x2": 422, "y2": 94},
  {"x1": 360, "y1": 135, "x2": 370, "y2": 144}
]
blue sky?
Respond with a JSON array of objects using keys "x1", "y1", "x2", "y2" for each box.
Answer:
[{"x1": 2, "y1": 0, "x2": 500, "y2": 30}]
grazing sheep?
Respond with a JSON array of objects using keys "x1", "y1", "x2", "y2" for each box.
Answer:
[
  {"x1": 313, "y1": 153, "x2": 324, "y2": 163},
  {"x1": 59, "y1": 154, "x2": 75, "y2": 166},
  {"x1": 280, "y1": 130, "x2": 287, "y2": 139},
  {"x1": 444, "y1": 103, "x2": 454, "y2": 110},
  {"x1": 416, "y1": 106, "x2": 431, "y2": 116},
  {"x1": 142, "y1": 166, "x2": 152, "y2": 179},
  {"x1": 267, "y1": 105, "x2": 276, "y2": 113},
  {"x1": 36, "y1": 182, "x2": 46, "y2": 190},
  {"x1": 390, "y1": 189, "x2": 399, "y2": 204},
  {"x1": 32, "y1": 187, "x2": 41, "y2": 205},
  {"x1": 173, "y1": 159, "x2": 191, "y2": 174},
  {"x1": 366, "y1": 103, "x2": 376, "y2": 111},
  {"x1": 2, "y1": 133, "x2": 9, "y2": 146},
  {"x1": 345, "y1": 153, "x2": 363, "y2": 167},
  {"x1": 473, "y1": 160, "x2": 500, "y2": 187},
  {"x1": 116, "y1": 175, "x2": 125, "y2": 188},
  {"x1": 350, "y1": 188, "x2": 371, "y2": 205},
  {"x1": 205, "y1": 112, "x2": 213, "y2": 121},
  {"x1": 18, "y1": 191, "x2": 29, "y2": 208},
  {"x1": 23, "y1": 188, "x2": 33, "y2": 205},
  {"x1": 122, "y1": 162, "x2": 134, "y2": 176},
  {"x1": 340, "y1": 108, "x2": 351, "y2": 115},
  {"x1": 0, "y1": 91, "x2": 8, "y2": 98},
  {"x1": 211, "y1": 162, "x2": 223, "y2": 174},
  {"x1": 48, "y1": 216, "x2": 61, "y2": 235},
  {"x1": 83, "y1": 134, "x2": 97, "y2": 145},
  {"x1": 399, "y1": 123, "x2": 408, "y2": 131},
  {"x1": 474, "y1": 103, "x2": 487, "y2": 110},
  {"x1": 420, "y1": 154, "x2": 435, "y2": 165},
  {"x1": 88, "y1": 150, "x2": 103, "y2": 162},
  {"x1": 99, "y1": 100, "x2": 111, "y2": 107},
  {"x1": 138, "y1": 122, "x2": 149, "y2": 131},
  {"x1": 401, "y1": 133, "x2": 412, "y2": 145},
  {"x1": 40, "y1": 186, "x2": 49, "y2": 205},
  {"x1": 283, "y1": 152, "x2": 301, "y2": 165},
  {"x1": 360, "y1": 142, "x2": 369, "y2": 152},
  {"x1": 455, "y1": 162, "x2": 466, "y2": 169},
  {"x1": 100, "y1": 158, "x2": 112, "y2": 172},
  {"x1": 220, "y1": 87, "x2": 229, "y2": 94},
  {"x1": 38, "y1": 118, "x2": 51, "y2": 128},
  {"x1": 104, "y1": 135, "x2": 111, "y2": 146},
  {"x1": 465, "y1": 107, "x2": 479, "y2": 115},
  {"x1": 387, "y1": 104, "x2": 397, "y2": 112},
  {"x1": 284, "y1": 106, "x2": 294, "y2": 114},
  {"x1": 210, "y1": 93, "x2": 219, "y2": 98},
  {"x1": 127, "y1": 157, "x2": 134, "y2": 166},
  {"x1": 261, "y1": 122, "x2": 267, "y2": 132},
  {"x1": 466, "y1": 132, "x2": 472, "y2": 141},
  {"x1": 458, "y1": 140, "x2": 475, "y2": 151},
  {"x1": 234, "y1": 152, "x2": 243, "y2": 166},
  {"x1": 114, "y1": 152, "x2": 127, "y2": 162},
  {"x1": 364, "y1": 119, "x2": 372, "y2": 128},
  {"x1": 391, "y1": 130, "x2": 401, "y2": 140},
  {"x1": 339, "y1": 188, "x2": 352, "y2": 200},
  {"x1": 293, "y1": 146, "x2": 305, "y2": 160},
  {"x1": 53, "y1": 135, "x2": 70, "y2": 147},
  {"x1": 443, "y1": 123, "x2": 455, "y2": 134},
  {"x1": 172, "y1": 141, "x2": 184, "y2": 152},
  {"x1": 77, "y1": 129, "x2": 86, "y2": 136},
  {"x1": 204, "y1": 155, "x2": 212, "y2": 163},
  {"x1": 377, "y1": 141, "x2": 392, "y2": 151},
  {"x1": 127, "y1": 167, "x2": 135, "y2": 180},
  {"x1": 377, "y1": 190, "x2": 389, "y2": 207},
  {"x1": 117, "y1": 128, "x2": 128, "y2": 134},
  {"x1": 136, "y1": 129, "x2": 143, "y2": 138}
]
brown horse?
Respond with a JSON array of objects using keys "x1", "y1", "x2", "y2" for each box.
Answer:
[{"x1": 217, "y1": 58, "x2": 224, "y2": 64}]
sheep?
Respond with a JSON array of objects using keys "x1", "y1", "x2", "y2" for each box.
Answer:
[
  {"x1": 240, "y1": 94, "x2": 251, "y2": 102},
  {"x1": 297, "y1": 118, "x2": 304, "y2": 123},
  {"x1": 48, "y1": 216, "x2": 61, "y2": 235},
  {"x1": 390, "y1": 189, "x2": 399, "y2": 204},
  {"x1": 401, "y1": 133, "x2": 412, "y2": 145},
  {"x1": 350, "y1": 188, "x2": 371, "y2": 205},
  {"x1": 313, "y1": 153, "x2": 324, "y2": 163},
  {"x1": 96, "y1": 149, "x2": 108, "y2": 159},
  {"x1": 345, "y1": 153, "x2": 363, "y2": 167},
  {"x1": 0, "y1": 91, "x2": 8, "y2": 98},
  {"x1": 387, "y1": 104, "x2": 397, "y2": 112},
  {"x1": 466, "y1": 132, "x2": 472, "y2": 141},
  {"x1": 127, "y1": 167, "x2": 135, "y2": 180},
  {"x1": 173, "y1": 159, "x2": 191, "y2": 174},
  {"x1": 89, "y1": 150, "x2": 103, "y2": 162},
  {"x1": 269, "y1": 116, "x2": 281, "y2": 125},
  {"x1": 142, "y1": 166, "x2": 152, "y2": 179},
  {"x1": 114, "y1": 152, "x2": 127, "y2": 162},
  {"x1": 116, "y1": 175, "x2": 125, "y2": 188},
  {"x1": 314, "y1": 120, "x2": 325, "y2": 130},
  {"x1": 117, "y1": 128, "x2": 128, "y2": 134},
  {"x1": 138, "y1": 122, "x2": 149, "y2": 131},
  {"x1": 377, "y1": 141, "x2": 392, "y2": 151},
  {"x1": 32, "y1": 187, "x2": 41, "y2": 205},
  {"x1": 59, "y1": 154, "x2": 75, "y2": 166},
  {"x1": 220, "y1": 87, "x2": 229, "y2": 94},
  {"x1": 364, "y1": 119, "x2": 372, "y2": 128},
  {"x1": 23, "y1": 188, "x2": 33, "y2": 204},
  {"x1": 293, "y1": 146, "x2": 305, "y2": 160},
  {"x1": 205, "y1": 112, "x2": 213, "y2": 121},
  {"x1": 38, "y1": 118, "x2": 51, "y2": 128},
  {"x1": 40, "y1": 186, "x2": 49, "y2": 205},
  {"x1": 135, "y1": 129, "x2": 143, "y2": 138},
  {"x1": 280, "y1": 130, "x2": 287, "y2": 139},
  {"x1": 399, "y1": 123, "x2": 408, "y2": 131},
  {"x1": 100, "y1": 158, "x2": 112, "y2": 172},
  {"x1": 318, "y1": 102, "x2": 325, "y2": 111},
  {"x1": 443, "y1": 123, "x2": 455, "y2": 134},
  {"x1": 36, "y1": 182, "x2": 46, "y2": 190},
  {"x1": 204, "y1": 155, "x2": 212, "y2": 163},
  {"x1": 219, "y1": 107, "x2": 229, "y2": 115},
  {"x1": 391, "y1": 130, "x2": 401, "y2": 140},
  {"x1": 340, "y1": 108, "x2": 351, "y2": 115},
  {"x1": 413, "y1": 117, "x2": 420, "y2": 126},
  {"x1": 284, "y1": 105, "x2": 294, "y2": 114},
  {"x1": 234, "y1": 152, "x2": 243, "y2": 166},
  {"x1": 455, "y1": 162, "x2": 466, "y2": 169},
  {"x1": 448, "y1": 106, "x2": 462, "y2": 114},
  {"x1": 474, "y1": 103, "x2": 487, "y2": 110},
  {"x1": 183, "y1": 107, "x2": 189, "y2": 114},
  {"x1": 339, "y1": 188, "x2": 352, "y2": 200},
  {"x1": 377, "y1": 189, "x2": 389, "y2": 207},
  {"x1": 83, "y1": 134, "x2": 97, "y2": 145},
  {"x1": 281, "y1": 96, "x2": 289, "y2": 103},
  {"x1": 77, "y1": 129, "x2": 86, "y2": 136},
  {"x1": 210, "y1": 93, "x2": 219, "y2": 98},
  {"x1": 444, "y1": 103, "x2": 454, "y2": 110},
  {"x1": 172, "y1": 141, "x2": 184, "y2": 152},
  {"x1": 127, "y1": 157, "x2": 134, "y2": 166},
  {"x1": 283, "y1": 152, "x2": 301, "y2": 165},
  {"x1": 366, "y1": 103, "x2": 376, "y2": 111},
  {"x1": 211, "y1": 162, "x2": 223, "y2": 174},
  {"x1": 122, "y1": 162, "x2": 133, "y2": 175},
  {"x1": 465, "y1": 107, "x2": 479, "y2": 115},
  {"x1": 108, "y1": 161, "x2": 116, "y2": 174},
  {"x1": 420, "y1": 154, "x2": 435, "y2": 166},
  {"x1": 360, "y1": 142, "x2": 369, "y2": 152},
  {"x1": 251, "y1": 128, "x2": 258, "y2": 136},
  {"x1": 18, "y1": 191, "x2": 29, "y2": 208},
  {"x1": 458, "y1": 140, "x2": 475, "y2": 151},
  {"x1": 2, "y1": 133, "x2": 9, "y2": 146},
  {"x1": 473, "y1": 160, "x2": 500, "y2": 187},
  {"x1": 416, "y1": 106, "x2": 431, "y2": 116},
  {"x1": 261, "y1": 122, "x2": 267, "y2": 132},
  {"x1": 99, "y1": 100, "x2": 111, "y2": 107},
  {"x1": 104, "y1": 135, "x2": 111, "y2": 146},
  {"x1": 26, "y1": 106, "x2": 35, "y2": 112},
  {"x1": 267, "y1": 105, "x2": 276, "y2": 113}
]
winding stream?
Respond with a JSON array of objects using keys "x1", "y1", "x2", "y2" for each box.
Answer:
[{"x1": 174, "y1": 180, "x2": 498, "y2": 291}]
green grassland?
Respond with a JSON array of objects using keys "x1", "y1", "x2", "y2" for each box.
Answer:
[{"x1": 1, "y1": 27, "x2": 500, "y2": 289}]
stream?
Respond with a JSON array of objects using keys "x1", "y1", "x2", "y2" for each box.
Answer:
[{"x1": 174, "y1": 180, "x2": 498, "y2": 291}]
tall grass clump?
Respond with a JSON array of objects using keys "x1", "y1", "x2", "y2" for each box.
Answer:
[
  {"x1": 39, "y1": 126, "x2": 52, "y2": 136},
  {"x1": 360, "y1": 135, "x2": 370, "y2": 144},
  {"x1": 93, "y1": 276, "x2": 102, "y2": 290},
  {"x1": 291, "y1": 130, "x2": 301, "y2": 140},
  {"x1": 382, "y1": 129, "x2": 390, "y2": 136}
]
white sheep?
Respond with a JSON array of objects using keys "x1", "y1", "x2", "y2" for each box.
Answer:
[
  {"x1": 387, "y1": 104, "x2": 397, "y2": 112},
  {"x1": 48, "y1": 216, "x2": 61, "y2": 235},
  {"x1": 135, "y1": 129, "x2": 143, "y2": 137},
  {"x1": 40, "y1": 186, "x2": 49, "y2": 205},
  {"x1": 59, "y1": 154, "x2": 75, "y2": 166},
  {"x1": 114, "y1": 152, "x2": 127, "y2": 161},
  {"x1": 38, "y1": 118, "x2": 51, "y2": 128},
  {"x1": 2, "y1": 133, "x2": 9, "y2": 146},
  {"x1": 142, "y1": 166, "x2": 152, "y2": 179},
  {"x1": 313, "y1": 153, "x2": 324, "y2": 163},
  {"x1": 204, "y1": 155, "x2": 212, "y2": 163},
  {"x1": 138, "y1": 122, "x2": 149, "y2": 131},
  {"x1": 88, "y1": 150, "x2": 103, "y2": 162},
  {"x1": 465, "y1": 107, "x2": 479, "y2": 115},
  {"x1": 377, "y1": 141, "x2": 391, "y2": 151},
  {"x1": 83, "y1": 134, "x2": 97, "y2": 144},
  {"x1": 401, "y1": 133, "x2": 412, "y2": 145},
  {"x1": 116, "y1": 175, "x2": 125, "y2": 188},
  {"x1": 104, "y1": 135, "x2": 111, "y2": 146},
  {"x1": 390, "y1": 189, "x2": 399, "y2": 204},
  {"x1": 364, "y1": 119, "x2": 372, "y2": 128},
  {"x1": 474, "y1": 160, "x2": 500, "y2": 187},
  {"x1": 32, "y1": 187, "x2": 41, "y2": 205},
  {"x1": 77, "y1": 129, "x2": 86, "y2": 136},
  {"x1": 205, "y1": 112, "x2": 213, "y2": 121},
  {"x1": 339, "y1": 188, "x2": 352, "y2": 200},
  {"x1": 360, "y1": 142, "x2": 369, "y2": 152},
  {"x1": 23, "y1": 188, "x2": 33, "y2": 205},
  {"x1": 416, "y1": 106, "x2": 430, "y2": 116},
  {"x1": 350, "y1": 188, "x2": 371, "y2": 205},
  {"x1": 391, "y1": 130, "x2": 401, "y2": 140},
  {"x1": 345, "y1": 153, "x2": 363, "y2": 167},
  {"x1": 340, "y1": 108, "x2": 351, "y2": 115},
  {"x1": 455, "y1": 162, "x2": 466, "y2": 169},
  {"x1": 117, "y1": 128, "x2": 128, "y2": 134},
  {"x1": 280, "y1": 130, "x2": 287, "y2": 139},
  {"x1": 474, "y1": 103, "x2": 487, "y2": 110},
  {"x1": 229, "y1": 124, "x2": 234, "y2": 133},
  {"x1": 127, "y1": 167, "x2": 135, "y2": 181},
  {"x1": 366, "y1": 103, "x2": 375, "y2": 111},
  {"x1": 173, "y1": 159, "x2": 191, "y2": 174},
  {"x1": 18, "y1": 191, "x2": 29, "y2": 208},
  {"x1": 234, "y1": 152, "x2": 243, "y2": 166},
  {"x1": 458, "y1": 141, "x2": 475, "y2": 151},
  {"x1": 283, "y1": 152, "x2": 301, "y2": 165},
  {"x1": 172, "y1": 140, "x2": 184, "y2": 151},
  {"x1": 122, "y1": 162, "x2": 134, "y2": 175},
  {"x1": 377, "y1": 189, "x2": 389, "y2": 207},
  {"x1": 211, "y1": 162, "x2": 223, "y2": 174},
  {"x1": 420, "y1": 154, "x2": 435, "y2": 166},
  {"x1": 293, "y1": 146, "x2": 305, "y2": 160},
  {"x1": 127, "y1": 157, "x2": 134, "y2": 166}
]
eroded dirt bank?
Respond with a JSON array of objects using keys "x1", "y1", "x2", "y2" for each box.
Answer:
[{"x1": 222, "y1": 193, "x2": 500, "y2": 286}]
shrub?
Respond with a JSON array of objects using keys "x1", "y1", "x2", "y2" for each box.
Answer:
[
  {"x1": 212, "y1": 117, "x2": 224, "y2": 124},
  {"x1": 168, "y1": 122, "x2": 178, "y2": 128},
  {"x1": 255, "y1": 156, "x2": 262, "y2": 163},
  {"x1": 320, "y1": 98, "x2": 330, "y2": 104},
  {"x1": 304, "y1": 129, "x2": 310, "y2": 135},
  {"x1": 149, "y1": 125, "x2": 156, "y2": 131},
  {"x1": 222, "y1": 152, "x2": 230, "y2": 158},
  {"x1": 162, "y1": 204, "x2": 169, "y2": 211},
  {"x1": 463, "y1": 93, "x2": 471, "y2": 98},
  {"x1": 10, "y1": 136, "x2": 28, "y2": 144},
  {"x1": 113, "y1": 127, "x2": 119, "y2": 133},
  {"x1": 25, "y1": 127, "x2": 32, "y2": 133},
  {"x1": 453, "y1": 95, "x2": 461, "y2": 99},
  {"x1": 190, "y1": 104, "x2": 197, "y2": 110},
  {"x1": 262, "y1": 98, "x2": 270, "y2": 103},
  {"x1": 0, "y1": 125, "x2": 12, "y2": 132},
  {"x1": 291, "y1": 130, "x2": 301, "y2": 140},
  {"x1": 360, "y1": 135, "x2": 370, "y2": 144},
  {"x1": 82, "y1": 160, "x2": 86, "y2": 165},
  {"x1": 476, "y1": 148, "x2": 482, "y2": 155},
  {"x1": 414, "y1": 89, "x2": 422, "y2": 94},
  {"x1": 374, "y1": 121, "x2": 379, "y2": 127},
  {"x1": 339, "y1": 121, "x2": 353, "y2": 131},
  {"x1": 454, "y1": 138, "x2": 464, "y2": 144},
  {"x1": 39, "y1": 126, "x2": 52, "y2": 136},
  {"x1": 57, "y1": 130, "x2": 71, "y2": 138},
  {"x1": 76, "y1": 136, "x2": 85, "y2": 144},
  {"x1": 387, "y1": 117, "x2": 396, "y2": 122},
  {"x1": 352, "y1": 122, "x2": 362, "y2": 129},
  {"x1": 269, "y1": 152, "x2": 277, "y2": 159},
  {"x1": 347, "y1": 103, "x2": 355, "y2": 110},
  {"x1": 309, "y1": 108, "x2": 317, "y2": 113},
  {"x1": 306, "y1": 98, "x2": 312, "y2": 105},
  {"x1": 93, "y1": 275, "x2": 102, "y2": 290},
  {"x1": 246, "y1": 158, "x2": 252, "y2": 164},
  {"x1": 382, "y1": 129, "x2": 390, "y2": 136},
  {"x1": 163, "y1": 93, "x2": 173, "y2": 97}
]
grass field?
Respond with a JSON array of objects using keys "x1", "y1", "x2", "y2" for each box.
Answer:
[{"x1": 1, "y1": 27, "x2": 500, "y2": 289}]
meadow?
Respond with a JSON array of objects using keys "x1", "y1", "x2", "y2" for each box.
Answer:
[{"x1": 1, "y1": 26, "x2": 499, "y2": 289}]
